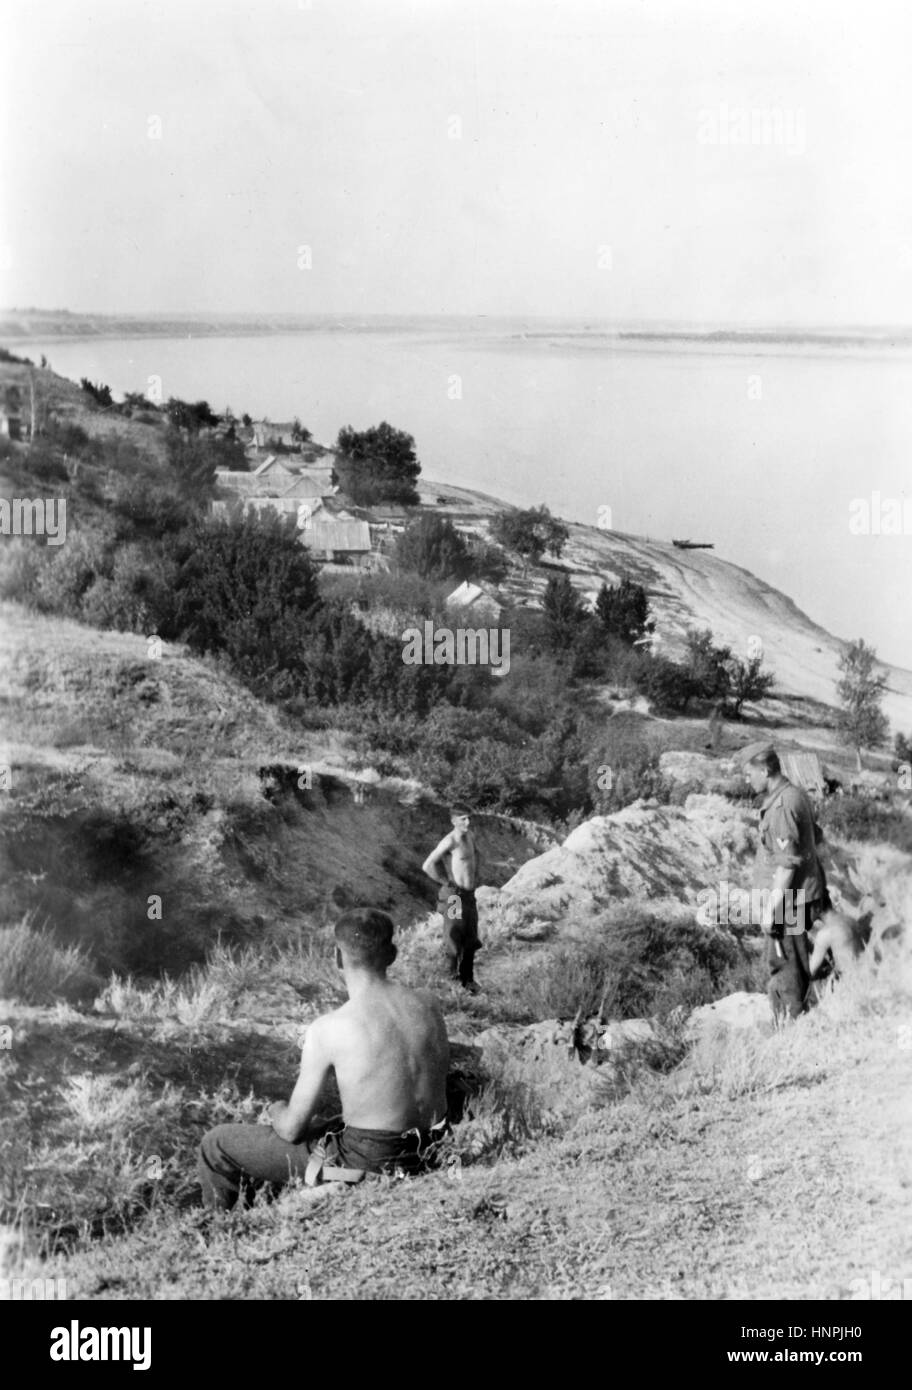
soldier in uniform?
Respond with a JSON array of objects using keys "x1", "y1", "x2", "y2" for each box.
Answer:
[{"x1": 745, "y1": 748, "x2": 827, "y2": 1021}]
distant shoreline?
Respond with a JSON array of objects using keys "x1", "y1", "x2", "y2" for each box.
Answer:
[{"x1": 3, "y1": 313, "x2": 912, "y2": 353}]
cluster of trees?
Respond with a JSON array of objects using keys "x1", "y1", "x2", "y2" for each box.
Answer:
[
  {"x1": 642, "y1": 629, "x2": 774, "y2": 717},
  {"x1": 333, "y1": 422, "x2": 421, "y2": 505},
  {"x1": 80, "y1": 378, "x2": 115, "y2": 409},
  {"x1": 490, "y1": 504, "x2": 569, "y2": 572},
  {"x1": 392, "y1": 514, "x2": 506, "y2": 585}
]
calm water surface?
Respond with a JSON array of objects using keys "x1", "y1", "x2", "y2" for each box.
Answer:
[{"x1": 20, "y1": 330, "x2": 912, "y2": 669}]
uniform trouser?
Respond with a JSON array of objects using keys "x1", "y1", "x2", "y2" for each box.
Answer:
[
  {"x1": 197, "y1": 1122, "x2": 430, "y2": 1210},
  {"x1": 438, "y1": 886, "x2": 480, "y2": 985},
  {"x1": 765, "y1": 900, "x2": 824, "y2": 1020},
  {"x1": 767, "y1": 932, "x2": 811, "y2": 1020}
]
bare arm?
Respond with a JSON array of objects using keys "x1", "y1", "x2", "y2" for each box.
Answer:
[
  {"x1": 269, "y1": 1017, "x2": 333, "y2": 1143},
  {"x1": 422, "y1": 832, "x2": 455, "y2": 887}
]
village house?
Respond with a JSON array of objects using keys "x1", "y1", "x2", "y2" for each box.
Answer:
[
  {"x1": 278, "y1": 470, "x2": 336, "y2": 500},
  {"x1": 251, "y1": 421, "x2": 298, "y2": 451},
  {"x1": 445, "y1": 580, "x2": 503, "y2": 623},
  {"x1": 299, "y1": 515, "x2": 372, "y2": 568}
]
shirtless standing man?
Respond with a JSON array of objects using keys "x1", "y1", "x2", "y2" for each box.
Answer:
[
  {"x1": 197, "y1": 909, "x2": 449, "y2": 1208},
  {"x1": 422, "y1": 805, "x2": 482, "y2": 991}
]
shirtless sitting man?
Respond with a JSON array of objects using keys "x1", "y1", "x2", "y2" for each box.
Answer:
[
  {"x1": 422, "y1": 805, "x2": 482, "y2": 991},
  {"x1": 197, "y1": 909, "x2": 450, "y2": 1209}
]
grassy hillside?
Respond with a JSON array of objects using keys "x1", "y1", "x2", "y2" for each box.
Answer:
[
  {"x1": 0, "y1": 601, "x2": 542, "y2": 977},
  {"x1": 3, "y1": 872, "x2": 909, "y2": 1299},
  {"x1": 2, "y1": 358, "x2": 910, "y2": 1300}
]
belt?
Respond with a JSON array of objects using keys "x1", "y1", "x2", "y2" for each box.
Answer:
[{"x1": 304, "y1": 1117, "x2": 450, "y2": 1187}]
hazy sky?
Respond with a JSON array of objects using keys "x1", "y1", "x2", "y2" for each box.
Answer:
[{"x1": 3, "y1": 0, "x2": 912, "y2": 323}]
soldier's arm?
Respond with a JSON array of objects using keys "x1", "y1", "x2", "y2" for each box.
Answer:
[
  {"x1": 269, "y1": 1016, "x2": 333, "y2": 1142},
  {"x1": 422, "y1": 833, "x2": 456, "y2": 886},
  {"x1": 762, "y1": 802, "x2": 803, "y2": 929}
]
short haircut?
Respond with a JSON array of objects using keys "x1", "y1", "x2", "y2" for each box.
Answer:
[
  {"x1": 747, "y1": 747, "x2": 781, "y2": 778},
  {"x1": 334, "y1": 908, "x2": 397, "y2": 972},
  {"x1": 449, "y1": 804, "x2": 471, "y2": 818}
]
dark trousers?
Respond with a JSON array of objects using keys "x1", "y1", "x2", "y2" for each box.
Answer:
[
  {"x1": 765, "y1": 899, "x2": 826, "y2": 1022},
  {"x1": 197, "y1": 1122, "x2": 433, "y2": 1210},
  {"x1": 438, "y1": 886, "x2": 480, "y2": 985},
  {"x1": 198, "y1": 1123, "x2": 318, "y2": 1210}
]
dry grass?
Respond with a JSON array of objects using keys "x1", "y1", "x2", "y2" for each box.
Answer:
[{"x1": 0, "y1": 914, "x2": 98, "y2": 1005}]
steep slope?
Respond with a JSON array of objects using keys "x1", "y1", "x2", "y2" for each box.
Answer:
[
  {"x1": 0, "y1": 601, "x2": 541, "y2": 973},
  {"x1": 421, "y1": 480, "x2": 912, "y2": 733}
]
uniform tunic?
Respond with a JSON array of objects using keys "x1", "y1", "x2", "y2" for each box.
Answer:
[{"x1": 751, "y1": 776, "x2": 824, "y2": 1018}]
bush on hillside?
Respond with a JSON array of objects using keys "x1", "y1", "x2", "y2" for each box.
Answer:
[
  {"x1": 80, "y1": 378, "x2": 114, "y2": 410},
  {"x1": 81, "y1": 543, "x2": 179, "y2": 634},
  {"x1": 394, "y1": 513, "x2": 471, "y2": 581},
  {"x1": 541, "y1": 574, "x2": 589, "y2": 651},
  {"x1": 819, "y1": 796, "x2": 912, "y2": 854},
  {"x1": 0, "y1": 914, "x2": 98, "y2": 1004},
  {"x1": 321, "y1": 568, "x2": 451, "y2": 623},
  {"x1": 683, "y1": 627, "x2": 731, "y2": 702},
  {"x1": 488, "y1": 653, "x2": 577, "y2": 735},
  {"x1": 334, "y1": 422, "x2": 421, "y2": 505},
  {"x1": 503, "y1": 910, "x2": 741, "y2": 1023},
  {"x1": 109, "y1": 473, "x2": 188, "y2": 539},
  {"x1": 23, "y1": 438, "x2": 69, "y2": 483},
  {"x1": 171, "y1": 510, "x2": 322, "y2": 682},
  {"x1": 164, "y1": 397, "x2": 219, "y2": 432},
  {"x1": 465, "y1": 538, "x2": 508, "y2": 584},
  {"x1": 594, "y1": 577, "x2": 655, "y2": 646},
  {"x1": 165, "y1": 427, "x2": 244, "y2": 500},
  {"x1": 0, "y1": 538, "x2": 44, "y2": 606},
  {"x1": 46, "y1": 418, "x2": 91, "y2": 454},
  {"x1": 490, "y1": 504, "x2": 569, "y2": 569},
  {"x1": 33, "y1": 530, "x2": 111, "y2": 617},
  {"x1": 640, "y1": 655, "x2": 693, "y2": 712}
]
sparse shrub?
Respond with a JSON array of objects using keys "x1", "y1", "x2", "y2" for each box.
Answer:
[
  {"x1": 165, "y1": 426, "x2": 242, "y2": 499},
  {"x1": 490, "y1": 504, "x2": 568, "y2": 570},
  {"x1": 0, "y1": 914, "x2": 98, "y2": 1004},
  {"x1": 164, "y1": 397, "x2": 219, "y2": 432},
  {"x1": 894, "y1": 731, "x2": 912, "y2": 765},
  {"x1": 594, "y1": 577, "x2": 654, "y2": 646},
  {"x1": 679, "y1": 1024, "x2": 815, "y2": 1102},
  {"x1": 109, "y1": 473, "x2": 188, "y2": 538},
  {"x1": 641, "y1": 655, "x2": 693, "y2": 712},
  {"x1": 80, "y1": 378, "x2": 114, "y2": 409},
  {"x1": 465, "y1": 538, "x2": 507, "y2": 584},
  {"x1": 502, "y1": 910, "x2": 741, "y2": 1023},
  {"x1": 46, "y1": 419, "x2": 90, "y2": 454},
  {"x1": 0, "y1": 538, "x2": 44, "y2": 605},
  {"x1": 488, "y1": 653, "x2": 575, "y2": 735},
  {"x1": 394, "y1": 514, "x2": 471, "y2": 580},
  {"x1": 819, "y1": 796, "x2": 912, "y2": 854},
  {"x1": 443, "y1": 1048, "x2": 586, "y2": 1165},
  {"x1": 33, "y1": 530, "x2": 110, "y2": 617},
  {"x1": 81, "y1": 542, "x2": 178, "y2": 633},
  {"x1": 23, "y1": 439, "x2": 69, "y2": 482}
]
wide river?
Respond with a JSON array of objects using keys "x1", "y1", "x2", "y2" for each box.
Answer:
[{"x1": 18, "y1": 328, "x2": 912, "y2": 671}]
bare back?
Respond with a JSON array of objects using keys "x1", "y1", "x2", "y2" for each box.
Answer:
[{"x1": 324, "y1": 981, "x2": 449, "y2": 1132}]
